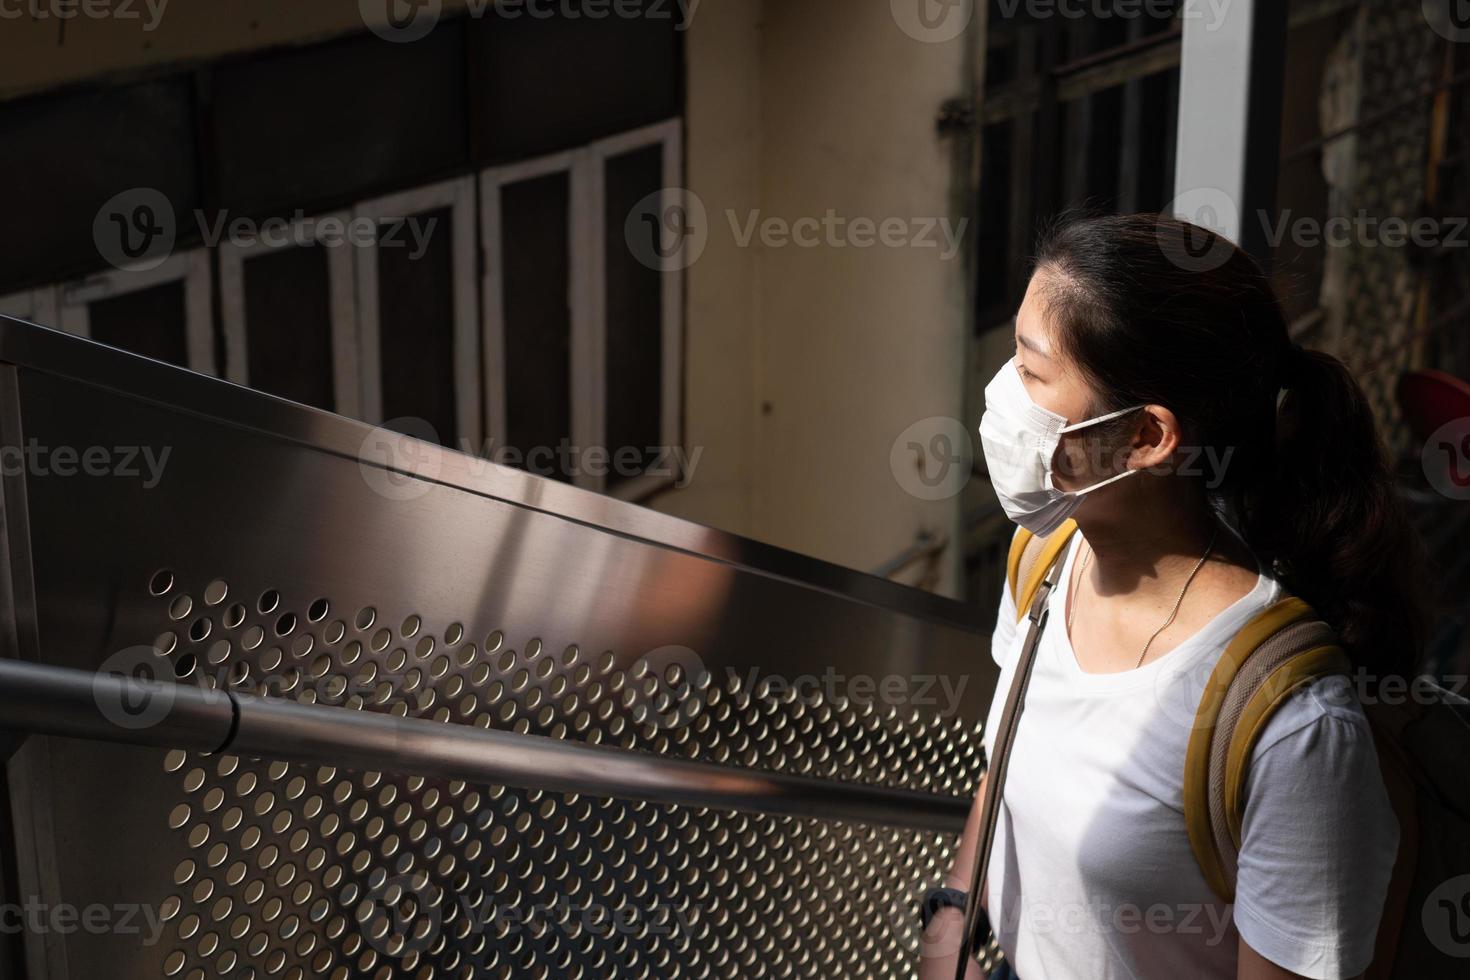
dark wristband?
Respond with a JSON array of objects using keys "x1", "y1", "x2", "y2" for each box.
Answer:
[{"x1": 919, "y1": 885, "x2": 968, "y2": 931}]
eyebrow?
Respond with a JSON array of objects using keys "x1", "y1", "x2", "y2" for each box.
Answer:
[{"x1": 1016, "y1": 333, "x2": 1052, "y2": 359}]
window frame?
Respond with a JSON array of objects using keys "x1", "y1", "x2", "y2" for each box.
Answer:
[
  {"x1": 219, "y1": 212, "x2": 358, "y2": 414},
  {"x1": 0, "y1": 288, "x2": 60, "y2": 330},
  {"x1": 353, "y1": 175, "x2": 481, "y2": 451},
  {"x1": 479, "y1": 118, "x2": 684, "y2": 500},
  {"x1": 56, "y1": 250, "x2": 215, "y2": 375}
]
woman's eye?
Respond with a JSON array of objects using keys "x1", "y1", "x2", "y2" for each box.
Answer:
[{"x1": 1017, "y1": 363, "x2": 1035, "y2": 381}]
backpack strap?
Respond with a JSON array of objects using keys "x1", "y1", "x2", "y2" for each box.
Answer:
[
  {"x1": 1184, "y1": 596, "x2": 1352, "y2": 901},
  {"x1": 1005, "y1": 519, "x2": 1079, "y2": 624}
]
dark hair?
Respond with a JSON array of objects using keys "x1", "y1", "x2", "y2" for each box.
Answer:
[{"x1": 1033, "y1": 212, "x2": 1426, "y2": 674}]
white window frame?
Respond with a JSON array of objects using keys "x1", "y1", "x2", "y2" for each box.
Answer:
[
  {"x1": 480, "y1": 118, "x2": 684, "y2": 500},
  {"x1": 354, "y1": 175, "x2": 481, "y2": 451},
  {"x1": 480, "y1": 149, "x2": 590, "y2": 482},
  {"x1": 219, "y1": 213, "x2": 358, "y2": 415},
  {"x1": 587, "y1": 119, "x2": 684, "y2": 502},
  {"x1": 0, "y1": 287, "x2": 60, "y2": 329},
  {"x1": 55, "y1": 250, "x2": 214, "y2": 374}
]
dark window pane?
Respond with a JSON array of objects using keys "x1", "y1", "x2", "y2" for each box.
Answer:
[
  {"x1": 0, "y1": 78, "x2": 196, "y2": 290},
  {"x1": 471, "y1": 13, "x2": 680, "y2": 163},
  {"x1": 243, "y1": 247, "x2": 335, "y2": 411},
  {"x1": 378, "y1": 206, "x2": 459, "y2": 448},
  {"x1": 501, "y1": 173, "x2": 572, "y2": 482},
  {"x1": 87, "y1": 281, "x2": 188, "y2": 368},
  {"x1": 602, "y1": 144, "x2": 665, "y2": 489},
  {"x1": 211, "y1": 27, "x2": 467, "y2": 219}
]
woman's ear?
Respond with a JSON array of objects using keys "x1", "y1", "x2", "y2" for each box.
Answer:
[{"x1": 1130, "y1": 405, "x2": 1181, "y2": 472}]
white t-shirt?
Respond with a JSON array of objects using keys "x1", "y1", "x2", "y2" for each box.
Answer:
[{"x1": 982, "y1": 536, "x2": 1399, "y2": 980}]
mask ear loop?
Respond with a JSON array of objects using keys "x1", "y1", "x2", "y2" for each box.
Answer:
[
  {"x1": 1048, "y1": 404, "x2": 1149, "y2": 494},
  {"x1": 1056, "y1": 402, "x2": 1148, "y2": 435}
]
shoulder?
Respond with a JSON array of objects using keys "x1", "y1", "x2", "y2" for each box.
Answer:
[{"x1": 1245, "y1": 672, "x2": 1384, "y2": 796}]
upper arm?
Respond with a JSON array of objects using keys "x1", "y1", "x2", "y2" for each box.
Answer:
[
  {"x1": 1238, "y1": 935, "x2": 1360, "y2": 980},
  {"x1": 1231, "y1": 676, "x2": 1397, "y2": 980}
]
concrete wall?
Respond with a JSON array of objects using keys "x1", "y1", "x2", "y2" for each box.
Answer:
[{"x1": 679, "y1": 0, "x2": 975, "y2": 594}]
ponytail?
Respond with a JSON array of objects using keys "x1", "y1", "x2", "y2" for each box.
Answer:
[{"x1": 1240, "y1": 346, "x2": 1427, "y2": 674}]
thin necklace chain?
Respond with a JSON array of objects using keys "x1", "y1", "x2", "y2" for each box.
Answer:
[{"x1": 1067, "y1": 523, "x2": 1221, "y2": 669}]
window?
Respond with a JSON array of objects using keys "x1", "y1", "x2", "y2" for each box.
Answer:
[
  {"x1": 480, "y1": 120, "x2": 683, "y2": 499},
  {"x1": 0, "y1": 288, "x2": 59, "y2": 328},
  {"x1": 56, "y1": 251, "x2": 214, "y2": 373},
  {"x1": 219, "y1": 214, "x2": 357, "y2": 414},
  {"x1": 354, "y1": 177, "x2": 480, "y2": 451}
]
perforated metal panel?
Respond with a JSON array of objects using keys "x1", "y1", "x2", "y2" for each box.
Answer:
[{"x1": 0, "y1": 320, "x2": 996, "y2": 980}]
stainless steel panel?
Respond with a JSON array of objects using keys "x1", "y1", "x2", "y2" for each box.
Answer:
[{"x1": 0, "y1": 317, "x2": 997, "y2": 980}]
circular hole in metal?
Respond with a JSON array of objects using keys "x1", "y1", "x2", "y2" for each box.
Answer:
[
  {"x1": 149, "y1": 569, "x2": 175, "y2": 596},
  {"x1": 356, "y1": 607, "x2": 376, "y2": 631},
  {"x1": 401, "y1": 615, "x2": 421, "y2": 639},
  {"x1": 169, "y1": 595, "x2": 194, "y2": 621},
  {"x1": 275, "y1": 613, "x2": 297, "y2": 637},
  {"x1": 308, "y1": 598, "x2": 330, "y2": 623},
  {"x1": 258, "y1": 590, "x2": 281, "y2": 615},
  {"x1": 223, "y1": 603, "x2": 247, "y2": 629},
  {"x1": 175, "y1": 654, "x2": 197, "y2": 678},
  {"x1": 203, "y1": 580, "x2": 229, "y2": 606},
  {"x1": 189, "y1": 617, "x2": 212, "y2": 643}
]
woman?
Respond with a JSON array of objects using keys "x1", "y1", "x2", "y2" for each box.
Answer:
[{"x1": 921, "y1": 214, "x2": 1420, "y2": 980}]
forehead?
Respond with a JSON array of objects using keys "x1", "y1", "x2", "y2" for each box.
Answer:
[{"x1": 1015, "y1": 277, "x2": 1054, "y2": 357}]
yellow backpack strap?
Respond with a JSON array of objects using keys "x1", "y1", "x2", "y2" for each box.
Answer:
[
  {"x1": 1005, "y1": 519, "x2": 1079, "y2": 624},
  {"x1": 1184, "y1": 596, "x2": 1352, "y2": 902}
]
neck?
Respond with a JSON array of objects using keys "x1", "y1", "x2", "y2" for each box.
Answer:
[{"x1": 1075, "y1": 497, "x2": 1220, "y2": 597}]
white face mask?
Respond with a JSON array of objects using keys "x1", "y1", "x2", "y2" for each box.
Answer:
[{"x1": 978, "y1": 358, "x2": 1145, "y2": 536}]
